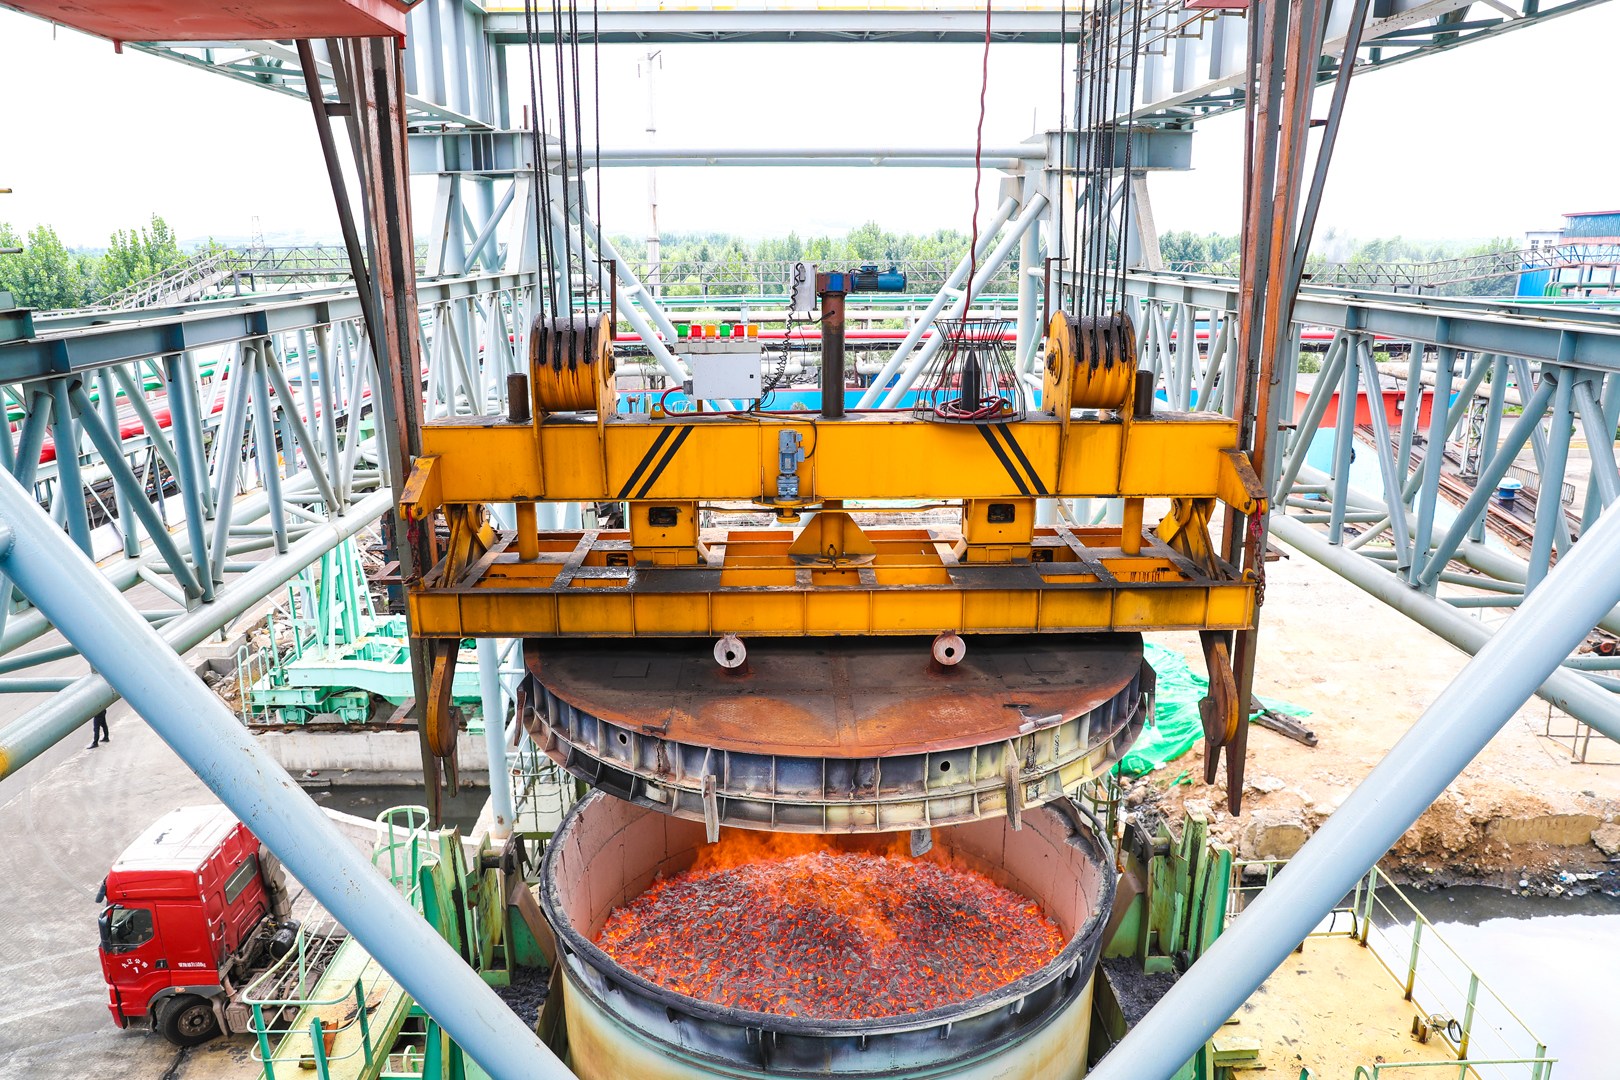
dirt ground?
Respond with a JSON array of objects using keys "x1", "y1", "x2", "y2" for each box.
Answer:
[{"x1": 1138, "y1": 547, "x2": 1620, "y2": 899}]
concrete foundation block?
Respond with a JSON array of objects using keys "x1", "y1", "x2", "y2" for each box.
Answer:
[{"x1": 1239, "y1": 810, "x2": 1310, "y2": 861}]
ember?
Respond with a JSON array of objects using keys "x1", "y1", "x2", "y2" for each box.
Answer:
[{"x1": 595, "y1": 834, "x2": 1065, "y2": 1019}]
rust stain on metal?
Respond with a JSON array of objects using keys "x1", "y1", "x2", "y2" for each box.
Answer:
[{"x1": 528, "y1": 633, "x2": 1140, "y2": 757}]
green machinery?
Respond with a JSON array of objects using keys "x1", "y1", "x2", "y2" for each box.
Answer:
[
  {"x1": 239, "y1": 538, "x2": 482, "y2": 726},
  {"x1": 1089, "y1": 811, "x2": 1238, "y2": 1080},
  {"x1": 242, "y1": 806, "x2": 546, "y2": 1080}
]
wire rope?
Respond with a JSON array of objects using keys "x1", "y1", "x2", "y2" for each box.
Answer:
[{"x1": 967, "y1": 0, "x2": 993, "y2": 305}]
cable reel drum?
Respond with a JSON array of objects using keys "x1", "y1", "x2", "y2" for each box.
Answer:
[
  {"x1": 1042, "y1": 309, "x2": 1138, "y2": 413},
  {"x1": 528, "y1": 311, "x2": 616, "y2": 414}
]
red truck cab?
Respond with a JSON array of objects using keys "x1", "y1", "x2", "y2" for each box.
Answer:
[{"x1": 99, "y1": 805, "x2": 288, "y2": 1045}]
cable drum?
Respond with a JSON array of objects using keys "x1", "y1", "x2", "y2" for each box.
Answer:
[
  {"x1": 529, "y1": 311, "x2": 616, "y2": 413},
  {"x1": 1042, "y1": 310, "x2": 1138, "y2": 412}
]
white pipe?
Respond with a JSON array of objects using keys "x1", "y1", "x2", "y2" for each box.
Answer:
[{"x1": 855, "y1": 195, "x2": 1019, "y2": 409}]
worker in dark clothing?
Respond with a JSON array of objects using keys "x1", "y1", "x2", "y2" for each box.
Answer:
[{"x1": 88, "y1": 710, "x2": 109, "y2": 749}]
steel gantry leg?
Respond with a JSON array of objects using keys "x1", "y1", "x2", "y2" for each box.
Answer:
[
  {"x1": 1089, "y1": 499, "x2": 1620, "y2": 1080},
  {"x1": 477, "y1": 636, "x2": 514, "y2": 840},
  {"x1": 0, "y1": 469, "x2": 569, "y2": 1080}
]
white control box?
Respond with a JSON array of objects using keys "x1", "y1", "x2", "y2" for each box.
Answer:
[
  {"x1": 789, "y1": 261, "x2": 818, "y2": 312},
  {"x1": 685, "y1": 340, "x2": 763, "y2": 400}
]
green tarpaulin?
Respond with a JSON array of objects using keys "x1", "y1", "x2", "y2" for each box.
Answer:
[{"x1": 1116, "y1": 643, "x2": 1312, "y2": 778}]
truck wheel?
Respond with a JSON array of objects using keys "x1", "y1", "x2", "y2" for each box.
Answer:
[{"x1": 159, "y1": 995, "x2": 221, "y2": 1047}]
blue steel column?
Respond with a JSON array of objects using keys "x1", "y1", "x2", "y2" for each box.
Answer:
[
  {"x1": 1327, "y1": 334, "x2": 1359, "y2": 544},
  {"x1": 98, "y1": 369, "x2": 140, "y2": 558},
  {"x1": 183, "y1": 352, "x2": 216, "y2": 519},
  {"x1": 1408, "y1": 346, "x2": 1454, "y2": 587},
  {"x1": 1578, "y1": 372, "x2": 1620, "y2": 533},
  {"x1": 1575, "y1": 376, "x2": 1620, "y2": 511},
  {"x1": 251, "y1": 347, "x2": 289, "y2": 554},
  {"x1": 0, "y1": 471, "x2": 569, "y2": 1080},
  {"x1": 477, "y1": 637, "x2": 514, "y2": 839},
  {"x1": 209, "y1": 347, "x2": 257, "y2": 582},
  {"x1": 1469, "y1": 355, "x2": 1507, "y2": 543},
  {"x1": 49, "y1": 379, "x2": 93, "y2": 555},
  {"x1": 1395, "y1": 342, "x2": 1423, "y2": 489},
  {"x1": 164, "y1": 354, "x2": 215, "y2": 603},
  {"x1": 1088, "y1": 498, "x2": 1620, "y2": 1080},
  {"x1": 1527, "y1": 367, "x2": 1574, "y2": 593}
]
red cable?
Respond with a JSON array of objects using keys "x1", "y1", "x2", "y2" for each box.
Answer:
[{"x1": 967, "y1": 0, "x2": 992, "y2": 302}]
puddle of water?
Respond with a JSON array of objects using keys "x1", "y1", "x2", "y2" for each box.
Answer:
[
  {"x1": 1384, "y1": 886, "x2": 1620, "y2": 1079},
  {"x1": 308, "y1": 783, "x2": 489, "y2": 835}
]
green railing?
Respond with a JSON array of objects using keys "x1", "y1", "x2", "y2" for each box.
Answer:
[
  {"x1": 509, "y1": 738, "x2": 577, "y2": 838},
  {"x1": 1231, "y1": 862, "x2": 1555, "y2": 1080},
  {"x1": 372, "y1": 805, "x2": 441, "y2": 912},
  {"x1": 1354, "y1": 1062, "x2": 1555, "y2": 1080},
  {"x1": 241, "y1": 913, "x2": 396, "y2": 1080},
  {"x1": 246, "y1": 973, "x2": 383, "y2": 1080},
  {"x1": 242, "y1": 805, "x2": 442, "y2": 1080}
]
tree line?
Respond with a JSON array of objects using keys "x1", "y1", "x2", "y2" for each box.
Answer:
[{"x1": 0, "y1": 215, "x2": 197, "y2": 311}]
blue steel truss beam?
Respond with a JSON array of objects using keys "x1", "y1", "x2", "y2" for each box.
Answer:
[
  {"x1": 0, "y1": 473, "x2": 568, "y2": 1080},
  {"x1": 1125, "y1": 271, "x2": 1620, "y2": 373},
  {"x1": 0, "y1": 272, "x2": 533, "y2": 385}
]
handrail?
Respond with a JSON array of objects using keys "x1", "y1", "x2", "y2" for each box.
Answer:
[
  {"x1": 1170, "y1": 245, "x2": 1620, "y2": 291},
  {"x1": 1231, "y1": 860, "x2": 1554, "y2": 1080}
]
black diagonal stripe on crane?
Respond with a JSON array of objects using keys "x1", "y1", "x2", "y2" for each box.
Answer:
[
  {"x1": 634, "y1": 424, "x2": 696, "y2": 499},
  {"x1": 975, "y1": 423, "x2": 1031, "y2": 496},
  {"x1": 616, "y1": 426, "x2": 676, "y2": 499},
  {"x1": 993, "y1": 423, "x2": 1050, "y2": 496}
]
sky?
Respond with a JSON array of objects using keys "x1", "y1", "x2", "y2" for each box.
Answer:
[{"x1": 0, "y1": 3, "x2": 1616, "y2": 250}]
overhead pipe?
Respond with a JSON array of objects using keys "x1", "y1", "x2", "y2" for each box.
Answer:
[
  {"x1": 1088, "y1": 499, "x2": 1620, "y2": 1080},
  {"x1": 478, "y1": 637, "x2": 515, "y2": 840},
  {"x1": 0, "y1": 471, "x2": 569, "y2": 1080}
]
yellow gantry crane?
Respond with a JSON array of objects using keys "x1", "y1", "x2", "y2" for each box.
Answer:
[{"x1": 400, "y1": 308, "x2": 1266, "y2": 826}]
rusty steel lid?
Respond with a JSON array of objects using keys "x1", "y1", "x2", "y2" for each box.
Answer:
[
  {"x1": 520, "y1": 633, "x2": 1151, "y2": 834},
  {"x1": 525, "y1": 633, "x2": 1143, "y2": 758}
]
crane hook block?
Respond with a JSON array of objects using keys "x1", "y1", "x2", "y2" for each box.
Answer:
[
  {"x1": 1042, "y1": 310, "x2": 1138, "y2": 413},
  {"x1": 528, "y1": 311, "x2": 616, "y2": 414}
]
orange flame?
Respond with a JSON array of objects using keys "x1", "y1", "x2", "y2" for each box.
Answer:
[{"x1": 595, "y1": 829, "x2": 1065, "y2": 1020}]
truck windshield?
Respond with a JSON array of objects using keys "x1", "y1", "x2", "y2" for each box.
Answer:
[{"x1": 99, "y1": 905, "x2": 154, "y2": 954}]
